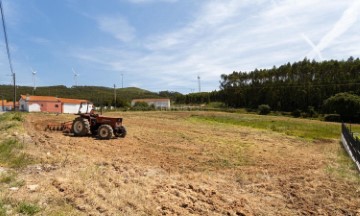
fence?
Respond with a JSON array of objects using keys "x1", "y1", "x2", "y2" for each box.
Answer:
[{"x1": 341, "y1": 123, "x2": 360, "y2": 172}]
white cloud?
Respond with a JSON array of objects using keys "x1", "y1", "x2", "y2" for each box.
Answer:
[
  {"x1": 73, "y1": 0, "x2": 360, "y2": 93},
  {"x1": 96, "y1": 16, "x2": 135, "y2": 42},
  {"x1": 307, "y1": 0, "x2": 360, "y2": 59}
]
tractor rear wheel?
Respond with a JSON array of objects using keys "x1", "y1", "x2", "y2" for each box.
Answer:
[
  {"x1": 72, "y1": 117, "x2": 90, "y2": 136},
  {"x1": 98, "y1": 124, "x2": 114, "y2": 140}
]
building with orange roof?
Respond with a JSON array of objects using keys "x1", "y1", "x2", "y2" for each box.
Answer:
[
  {"x1": 0, "y1": 100, "x2": 19, "y2": 111},
  {"x1": 19, "y1": 95, "x2": 62, "y2": 113},
  {"x1": 131, "y1": 98, "x2": 170, "y2": 109},
  {"x1": 19, "y1": 95, "x2": 93, "y2": 113}
]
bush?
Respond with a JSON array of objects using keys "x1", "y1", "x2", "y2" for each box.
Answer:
[
  {"x1": 306, "y1": 106, "x2": 317, "y2": 118},
  {"x1": 323, "y1": 92, "x2": 360, "y2": 121},
  {"x1": 258, "y1": 104, "x2": 271, "y2": 115},
  {"x1": 130, "y1": 102, "x2": 156, "y2": 111},
  {"x1": 291, "y1": 109, "x2": 301, "y2": 118},
  {"x1": 324, "y1": 114, "x2": 342, "y2": 122},
  {"x1": 133, "y1": 101, "x2": 149, "y2": 108}
]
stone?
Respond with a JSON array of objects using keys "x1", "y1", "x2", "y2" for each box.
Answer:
[{"x1": 27, "y1": 184, "x2": 39, "y2": 192}]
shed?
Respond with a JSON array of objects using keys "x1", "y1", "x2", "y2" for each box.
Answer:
[{"x1": 131, "y1": 98, "x2": 171, "y2": 109}]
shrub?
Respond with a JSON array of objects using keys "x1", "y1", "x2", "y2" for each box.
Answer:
[
  {"x1": 133, "y1": 102, "x2": 149, "y2": 108},
  {"x1": 306, "y1": 106, "x2": 318, "y2": 118},
  {"x1": 291, "y1": 109, "x2": 301, "y2": 118},
  {"x1": 323, "y1": 92, "x2": 360, "y2": 121},
  {"x1": 258, "y1": 104, "x2": 271, "y2": 115},
  {"x1": 324, "y1": 114, "x2": 342, "y2": 122}
]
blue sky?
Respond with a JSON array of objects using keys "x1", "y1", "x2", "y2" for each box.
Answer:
[{"x1": 0, "y1": 0, "x2": 359, "y2": 93}]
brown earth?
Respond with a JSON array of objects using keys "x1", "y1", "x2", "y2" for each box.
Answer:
[{"x1": 4, "y1": 111, "x2": 360, "y2": 215}]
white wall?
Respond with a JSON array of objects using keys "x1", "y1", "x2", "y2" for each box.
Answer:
[
  {"x1": 28, "y1": 103, "x2": 41, "y2": 112},
  {"x1": 19, "y1": 99, "x2": 28, "y2": 112},
  {"x1": 63, "y1": 104, "x2": 79, "y2": 114},
  {"x1": 63, "y1": 103, "x2": 93, "y2": 114}
]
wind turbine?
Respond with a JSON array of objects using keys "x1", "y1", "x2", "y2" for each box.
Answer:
[
  {"x1": 31, "y1": 68, "x2": 36, "y2": 91},
  {"x1": 72, "y1": 68, "x2": 80, "y2": 86}
]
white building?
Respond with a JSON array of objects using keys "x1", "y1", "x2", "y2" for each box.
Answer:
[
  {"x1": 131, "y1": 98, "x2": 171, "y2": 109},
  {"x1": 58, "y1": 98, "x2": 93, "y2": 114},
  {"x1": 19, "y1": 95, "x2": 93, "y2": 114}
]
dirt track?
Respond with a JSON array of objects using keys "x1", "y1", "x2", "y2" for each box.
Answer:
[{"x1": 8, "y1": 112, "x2": 360, "y2": 215}]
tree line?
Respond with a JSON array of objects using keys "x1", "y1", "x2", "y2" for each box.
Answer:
[{"x1": 217, "y1": 57, "x2": 360, "y2": 111}]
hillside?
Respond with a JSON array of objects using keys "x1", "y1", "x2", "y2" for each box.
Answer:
[{"x1": 0, "y1": 85, "x2": 164, "y2": 106}]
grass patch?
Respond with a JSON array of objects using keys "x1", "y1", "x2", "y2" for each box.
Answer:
[
  {"x1": 0, "y1": 200, "x2": 6, "y2": 216},
  {"x1": 0, "y1": 112, "x2": 25, "y2": 132},
  {"x1": 0, "y1": 112, "x2": 24, "y2": 122},
  {"x1": 0, "y1": 172, "x2": 16, "y2": 184},
  {"x1": 0, "y1": 139, "x2": 33, "y2": 168},
  {"x1": 190, "y1": 113, "x2": 360, "y2": 140},
  {"x1": 326, "y1": 144, "x2": 360, "y2": 182},
  {"x1": 17, "y1": 202, "x2": 41, "y2": 216},
  {"x1": 0, "y1": 172, "x2": 25, "y2": 188}
]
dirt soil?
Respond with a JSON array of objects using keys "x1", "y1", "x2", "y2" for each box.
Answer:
[{"x1": 5, "y1": 112, "x2": 360, "y2": 215}]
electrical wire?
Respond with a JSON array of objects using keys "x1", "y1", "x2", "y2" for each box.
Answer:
[{"x1": 0, "y1": 0, "x2": 14, "y2": 75}]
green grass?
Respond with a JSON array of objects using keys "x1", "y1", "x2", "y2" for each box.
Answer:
[
  {"x1": 190, "y1": 113, "x2": 360, "y2": 140},
  {"x1": 0, "y1": 112, "x2": 24, "y2": 122},
  {"x1": 326, "y1": 144, "x2": 360, "y2": 182},
  {"x1": 0, "y1": 172, "x2": 25, "y2": 188},
  {"x1": 0, "y1": 200, "x2": 5, "y2": 216},
  {"x1": 0, "y1": 139, "x2": 33, "y2": 168},
  {"x1": 17, "y1": 202, "x2": 41, "y2": 216}
]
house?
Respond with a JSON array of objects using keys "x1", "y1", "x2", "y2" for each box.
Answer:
[
  {"x1": 19, "y1": 95, "x2": 93, "y2": 114},
  {"x1": 19, "y1": 95, "x2": 62, "y2": 113},
  {"x1": 0, "y1": 100, "x2": 19, "y2": 111},
  {"x1": 131, "y1": 98, "x2": 171, "y2": 109},
  {"x1": 58, "y1": 98, "x2": 93, "y2": 114}
]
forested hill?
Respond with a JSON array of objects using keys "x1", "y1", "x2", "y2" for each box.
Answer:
[
  {"x1": 0, "y1": 85, "x2": 169, "y2": 106},
  {"x1": 219, "y1": 57, "x2": 360, "y2": 112}
]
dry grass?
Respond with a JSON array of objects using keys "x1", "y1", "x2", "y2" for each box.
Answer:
[{"x1": 1, "y1": 111, "x2": 359, "y2": 215}]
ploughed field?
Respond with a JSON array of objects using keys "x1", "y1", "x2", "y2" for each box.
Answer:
[{"x1": 3, "y1": 111, "x2": 360, "y2": 215}]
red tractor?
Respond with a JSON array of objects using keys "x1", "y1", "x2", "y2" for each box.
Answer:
[{"x1": 71, "y1": 103, "x2": 126, "y2": 140}]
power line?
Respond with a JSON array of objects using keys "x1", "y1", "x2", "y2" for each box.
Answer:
[
  {"x1": 223, "y1": 81, "x2": 360, "y2": 89},
  {"x1": 0, "y1": 0, "x2": 16, "y2": 110}
]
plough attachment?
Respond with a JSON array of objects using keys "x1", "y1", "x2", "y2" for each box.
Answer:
[{"x1": 45, "y1": 121, "x2": 73, "y2": 133}]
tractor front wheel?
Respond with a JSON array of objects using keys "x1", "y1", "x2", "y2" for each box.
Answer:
[
  {"x1": 72, "y1": 117, "x2": 90, "y2": 136},
  {"x1": 98, "y1": 124, "x2": 114, "y2": 140},
  {"x1": 115, "y1": 126, "x2": 127, "y2": 138}
]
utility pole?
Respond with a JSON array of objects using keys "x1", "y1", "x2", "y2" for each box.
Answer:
[
  {"x1": 197, "y1": 75, "x2": 201, "y2": 92},
  {"x1": 0, "y1": 0, "x2": 16, "y2": 110},
  {"x1": 121, "y1": 73, "x2": 124, "y2": 88}
]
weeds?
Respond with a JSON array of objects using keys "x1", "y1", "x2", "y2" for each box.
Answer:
[
  {"x1": 0, "y1": 172, "x2": 16, "y2": 184},
  {"x1": 0, "y1": 139, "x2": 33, "y2": 168},
  {"x1": 0, "y1": 172, "x2": 25, "y2": 188},
  {"x1": 17, "y1": 202, "x2": 41, "y2": 216},
  {"x1": 326, "y1": 144, "x2": 360, "y2": 183},
  {"x1": 0, "y1": 200, "x2": 5, "y2": 216}
]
